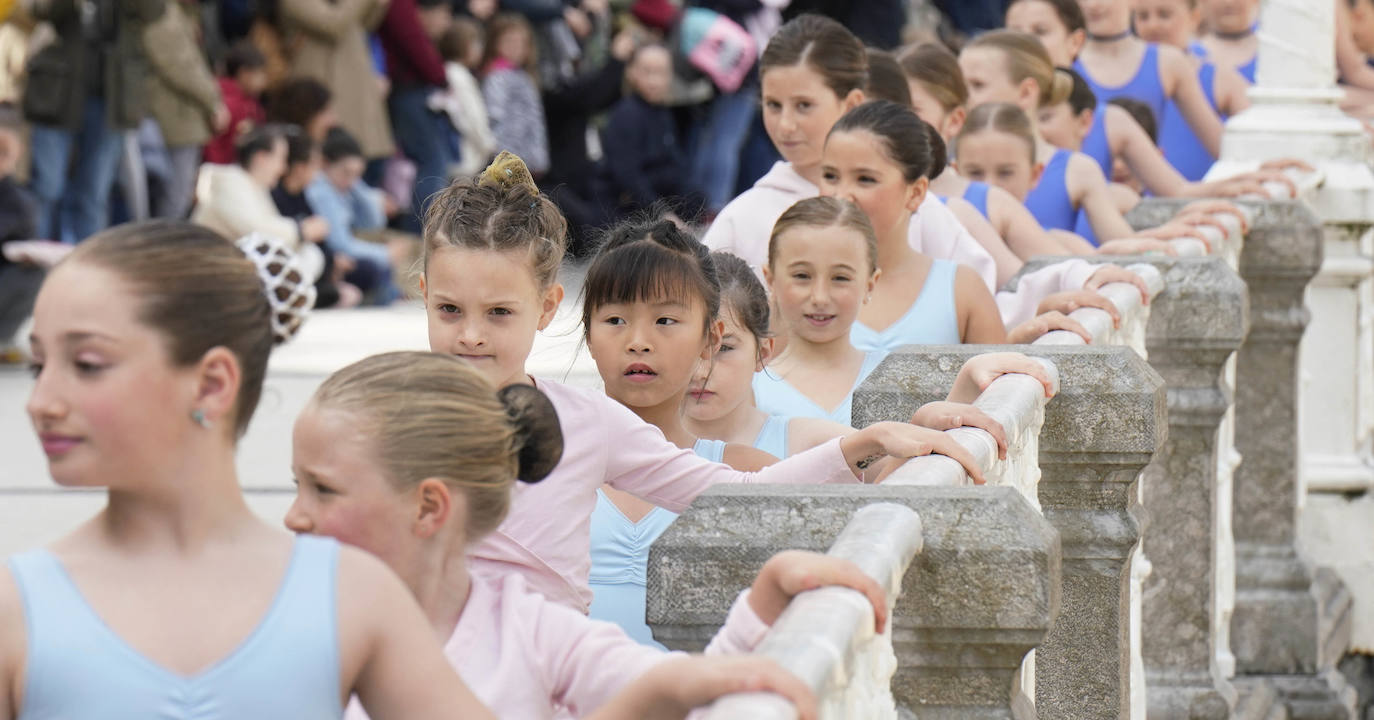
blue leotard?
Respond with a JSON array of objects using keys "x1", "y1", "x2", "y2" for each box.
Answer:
[
  {"x1": 1073, "y1": 207, "x2": 1099, "y2": 247},
  {"x1": 1026, "y1": 149, "x2": 1077, "y2": 232},
  {"x1": 1189, "y1": 40, "x2": 1256, "y2": 84},
  {"x1": 755, "y1": 350, "x2": 887, "y2": 425},
  {"x1": 962, "y1": 181, "x2": 990, "y2": 220},
  {"x1": 588, "y1": 438, "x2": 726, "y2": 648},
  {"x1": 1160, "y1": 62, "x2": 1221, "y2": 181},
  {"x1": 1074, "y1": 43, "x2": 1168, "y2": 124},
  {"x1": 1080, "y1": 107, "x2": 1113, "y2": 178},
  {"x1": 752, "y1": 414, "x2": 790, "y2": 460},
  {"x1": 8, "y1": 535, "x2": 344, "y2": 720}
]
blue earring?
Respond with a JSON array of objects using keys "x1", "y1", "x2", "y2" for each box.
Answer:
[{"x1": 191, "y1": 409, "x2": 211, "y2": 429}]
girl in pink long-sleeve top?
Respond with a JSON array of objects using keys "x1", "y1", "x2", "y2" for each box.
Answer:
[
  {"x1": 418, "y1": 152, "x2": 984, "y2": 613},
  {"x1": 286, "y1": 351, "x2": 890, "y2": 719}
]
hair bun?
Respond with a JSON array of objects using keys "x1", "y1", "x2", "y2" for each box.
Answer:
[
  {"x1": 1048, "y1": 68, "x2": 1074, "y2": 108},
  {"x1": 497, "y1": 384, "x2": 564, "y2": 483},
  {"x1": 480, "y1": 151, "x2": 540, "y2": 195},
  {"x1": 234, "y1": 232, "x2": 316, "y2": 345}
]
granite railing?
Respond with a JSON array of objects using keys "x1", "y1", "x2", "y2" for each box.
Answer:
[{"x1": 699, "y1": 503, "x2": 923, "y2": 720}]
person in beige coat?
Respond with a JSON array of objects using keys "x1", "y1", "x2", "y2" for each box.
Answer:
[
  {"x1": 279, "y1": 0, "x2": 395, "y2": 162},
  {"x1": 143, "y1": 0, "x2": 228, "y2": 219}
]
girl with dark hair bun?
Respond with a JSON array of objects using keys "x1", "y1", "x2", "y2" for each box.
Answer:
[{"x1": 4, "y1": 220, "x2": 491, "y2": 719}]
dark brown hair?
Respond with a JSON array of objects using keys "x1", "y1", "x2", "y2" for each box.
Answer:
[
  {"x1": 864, "y1": 48, "x2": 912, "y2": 107},
  {"x1": 711, "y1": 252, "x2": 771, "y2": 361},
  {"x1": 1007, "y1": 0, "x2": 1086, "y2": 32},
  {"x1": 759, "y1": 14, "x2": 868, "y2": 100},
  {"x1": 63, "y1": 221, "x2": 277, "y2": 438},
  {"x1": 582, "y1": 219, "x2": 721, "y2": 338},
  {"x1": 829, "y1": 99, "x2": 948, "y2": 182},
  {"x1": 422, "y1": 152, "x2": 568, "y2": 289},
  {"x1": 897, "y1": 43, "x2": 968, "y2": 112}
]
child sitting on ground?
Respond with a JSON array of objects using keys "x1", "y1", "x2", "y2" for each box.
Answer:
[{"x1": 305, "y1": 127, "x2": 398, "y2": 304}]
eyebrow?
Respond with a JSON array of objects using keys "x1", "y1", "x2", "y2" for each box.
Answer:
[{"x1": 30, "y1": 330, "x2": 118, "y2": 347}]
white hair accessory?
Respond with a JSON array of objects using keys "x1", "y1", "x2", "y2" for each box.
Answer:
[{"x1": 235, "y1": 232, "x2": 316, "y2": 345}]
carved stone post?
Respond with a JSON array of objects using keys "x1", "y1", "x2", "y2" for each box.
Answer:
[
  {"x1": 646, "y1": 485, "x2": 1060, "y2": 719},
  {"x1": 855, "y1": 345, "x2": 1167, "y2": 719}
]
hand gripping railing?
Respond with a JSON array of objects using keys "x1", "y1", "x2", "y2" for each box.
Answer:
[
  {"x1": 880, "y1": 357, "x2": 1060, "y2": 509},
  {"x1": 698, "y1": 503, "x2": 924, "y2": 720},
  {"x1": 1034, "y1": 262, "x2": 1164, "y2": 356}
]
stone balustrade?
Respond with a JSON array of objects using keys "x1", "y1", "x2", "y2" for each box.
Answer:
[
  {"x1": 1032, "y1": 262, "x2": 1162, "y2": 354},
  {"x1": 699, "y1": 503, "x2": 923, "y2": 720}
]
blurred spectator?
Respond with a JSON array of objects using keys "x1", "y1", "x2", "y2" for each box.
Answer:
[
  {"x1": 279, "y1": 0, "x2": 396, "y2": 164},
  {"x1": 378, "y1": 0, "x2": 453, "y2": 232},
  {"x1": 598, "y1": 44, "x2": 703, "y2": 220},
  {"x1": 272, "y1": 127, "x2": 361, "y2": 308},
  {"x1": 433, "y1": 17, "x2": 498, "y2": 177},
  {"x1": 457, "y1": 0, "x2": 499, "y2": 22},
  {"x1": 0, "y1": 109, "x2": 41, "y2": 351},
  {"x1": 266, "y1": 77, "x2": 337, "y2": 142},
  {"x1": 192, "y1": 123, "x2": 327, "y2": 280},
  {"x1": 305, "y1": 127, "x2": 396, "y2": 303},
  {"x1": 542, "y1": 26, "x2": 635, "y2": 254},
  {"x1": 142, "y1": 0, "x2": 228, "y2": 219},
  {"x1": 781, "y1": 0, "x2": 904, "y2": 49},
  {"x1": 483, "y1": 13, "x2": 550, "y2": 175},
  {"x1": 22, "y1": 0, "x2": 167, "y2": 243},
  {"x1": 246, "y1": 0, "x2": 296, "y2": 88},
  {"x1": 205, "y1": 42, "x2": 269, "y2": 164}
]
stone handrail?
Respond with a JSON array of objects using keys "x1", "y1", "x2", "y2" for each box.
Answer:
[
  {"x1": 699, "y1": 503, "x2": 924, "y2": 720},
  {"x1": 882, "y1": 358, "x2": 1058, "y2": 510},
  {"x1": 1033, "y1": 262, "x2": 1162, "y2": 354}
]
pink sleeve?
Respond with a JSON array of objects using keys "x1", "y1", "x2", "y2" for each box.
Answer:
[
  {"x1": 704, "y1": 589, "x2": 772, "y2": 655},
  {"x1": 911, "y1": 199, "x2": 999, "y2": 291},
  {"x1": 599, "y1": 396, "x2": 858, "y2": 513},
  {"x1": 995, "y1": 259, "x2": 1099, "y2": 327},
  {"x1": 535, "y1": 596, "x2": 675, "y2": 715}
]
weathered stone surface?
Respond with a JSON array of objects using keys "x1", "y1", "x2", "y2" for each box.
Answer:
[
  {"x1": 855, "y1": 346, "x2": 1166, "y2": 719},
  {"x1": 646, "y1": 485, "x2": 1060, "y2": 718}
]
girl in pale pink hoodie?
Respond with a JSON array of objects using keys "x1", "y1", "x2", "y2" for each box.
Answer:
[
  {"x1": 288, "y1": 351, "x2": 883, "y2": 719},
  {"x1": 703, "y1": 14, "x2": 1149, "y2": 329},
  {"x1": 414, "y1": 153, "x2": 1054, "y2": 614}
]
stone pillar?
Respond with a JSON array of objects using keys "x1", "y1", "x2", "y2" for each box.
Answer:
[
  {"x1": 646, "y1": 485, "x2": 1060, "y2": 718},
  {"x1": 855, "y1": 345, "x2": 1167, "y2": 719},
  {"x1": 1229, "y1": 202, "x2": 1357, "y2": 716}
]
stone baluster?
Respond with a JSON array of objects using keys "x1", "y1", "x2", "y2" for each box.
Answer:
[
  {"x1": 646, "y1": 484, "x2": 1059, "y2": 718},
  {"x1": 855, "y1": 345, "x2": 1167, "y2": 719}
]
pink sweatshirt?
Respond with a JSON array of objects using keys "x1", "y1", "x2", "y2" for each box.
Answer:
[
  {"x1": 345, "y1": 574, "x2": 770, "y2": 720},
  {"x1": 702, "y1": 161, "x2": 1097, "y2": 327},
  {"x1": 469, "y1": 378, "x2": 859, "y2": 612}
]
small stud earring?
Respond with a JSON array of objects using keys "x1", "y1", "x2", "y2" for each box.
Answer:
[{"x1": 190, "y1": 409, "x2": 211, "y2": 429}]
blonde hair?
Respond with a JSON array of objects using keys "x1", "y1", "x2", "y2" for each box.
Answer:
[
  {"x1": 311, "y1": 352, "x2": 563, "y2": 541},
  {"x1": 955, "y1": 102, "x2": 1039, "y2": 165},
  {"x1": 898, "y1": 42, "x2": 968, "y2": 113},
  {"x1": 768, "y1": 197, "x2": 879, "y2": 274},
  {"x1": 422, "y1": 151, "x2": 568, "y2": 290},
  {"x1": 965, "y1": 30, "x2": 1073, "y2": 109}
]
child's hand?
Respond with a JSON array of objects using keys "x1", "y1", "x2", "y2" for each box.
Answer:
[
  {"x1": 1037, "y1": 289, "x2": 1123, "y2": 326},
  {"x1": 1176, "y1": 199, "x2": 1247, "y2": 233},
  {"x1": 1260, "y1": 157, "x2": 1315, "y2": 173},
  {"x1": 1007, "y1": 310, "x2": 1092, "y2": 344},
  {"x1": 1134, "y1": 222, "x2": 1212, "y2": 250},
  {"x1": 1096, "y1": 237, "x2": 1180, "y2": 257},
  {"x1": 749, "y1": 551, "x2": 889, "y2": 632},
  {"x1": 949, "y1": 352, "x2": 1057, "y2": 403},
  {"x1": 842, "y1": 422, "x2": 984, "y2": 484},
  {"x1": 911, "y1": 401, "x2": 1007, "y2": 460},
  {"x1": 1084, "y1": 264, "x2": 1150, "y2": 304},
  {"x1": 603, "y1": 656, "x2": 817, "y2": 720}
]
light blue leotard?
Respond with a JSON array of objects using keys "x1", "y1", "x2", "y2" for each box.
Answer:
[
  {"x1": 8, "y1": 535, "x2": 343, "y2": 720},
  {"x1": 850, "y1": 258, "x2": 961, "y2": 353},
  {"x1": 588, "y1": 438, "x2": 726, "y2": 648},
  {"x1": 754, "y1": 351, "x2": 887, "y2": 425},
  {"x1": 1160, "y1": 62, "x2": 1221, "y2": 181},
  {"x1": 752, "y1": 414, "x2": 791, "y2": 460},
  {"x1": 1026, "y1": 149, "x2": 1077, "y2": 232},
  {"x1": 1074, "y1": 43, "x2": 1168, "y2": 124}
]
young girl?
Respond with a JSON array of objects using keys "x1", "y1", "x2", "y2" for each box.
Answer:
[
  {"x1": 1194, "y1": 0, "x2": 1259, "y2": 82},
  {"x1": 289, "y1": 350, "x2": 857, "y2": 719},
  {"x1": 687, "y1": 251, "x2": 1018, "y2": 460},
  {"x1": 898, "y1": 42, "x2": 1084, "y2": 261},
  {"x1": 435, "y1": 17, "x2": 498, "y2": 178},
  {"x1": 482, "y1": 14, "x2": 550, "y2": 176},
  {"x1": 4, "y1": 221, "x2": 490, "y2": 719},
  {"x1": 1071, "y1": 0, "x2": 1225, "y2": 158},
  {"x1": 422, "y1": 153, "x2": 1023, "y2": 614}
]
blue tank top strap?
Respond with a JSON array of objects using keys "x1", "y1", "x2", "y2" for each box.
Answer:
[
  {"x1": 961, "y1": 181, "x2": 990, "y2": 220},
  {"x1": 1238, "y1": 54, "x2": 1257, "y2": 83},
  {"x1": 752, "y1": 414, "x2": 790, "y2": 460},
  {"x1": 1080, "y1": 107, "x2": 1112, "y2": 177},
  {"x1": 1159, "y1": 62, "x2": 1220, "y2": 181},
  {"x1": 1026, "y1": 149, "x2": 1077, "y2": 232},
  {"x1": 692, "y1": 437, "x2": 727, "y2": 464},
  {"x1": 935, "y1": 194, "x2": 948, "y2": 205},
  {"x1": 1187, "y1": 40, "x2": 1208, "y2": 59},
  {"x1": 850, "y1": 258, "x2": 962, "y2": 354},
  {"x1": 8, "y1": 536, "x2": 343, "y2": 720},
  {"x1": 1074, "y1": 43, "x2": 1168, "y2": 122}
]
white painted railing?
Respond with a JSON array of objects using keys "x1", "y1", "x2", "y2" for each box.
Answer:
[
  {"x1": 699, "y1": 503, "x2": 924, "y2": 720},
  {"x1": 1035, "y1": 263, "x2": 1163, "y2": 356}
]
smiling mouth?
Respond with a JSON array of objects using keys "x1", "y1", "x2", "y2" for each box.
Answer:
[{"x1": 804, "y1": 313, "x2": 836, "y2": 325}]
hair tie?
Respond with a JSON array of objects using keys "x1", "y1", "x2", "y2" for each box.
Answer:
[
  {"x1": 496, "y1": 384, "x2": 564, "y2": 484},
  {"x1": 235, "y1": 232, "x2": 316, "y2": 346}
]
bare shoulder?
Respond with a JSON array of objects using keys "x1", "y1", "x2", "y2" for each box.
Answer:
[
  {"x1": 336, "y1": 544, "x2": 413, "y2": 613},
  {"x1": 333, "y1": 543, "x2": 419, "y2": 675},
  {"x1": 722, "y1": 443, "x2": 778, "y2": 471},
  {"x1": 1156, "y1": 43, "x2": 1192, "y2": 75},
  {"x1": 953, "y1": 263, "x2": 993, "y2": 297}
]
